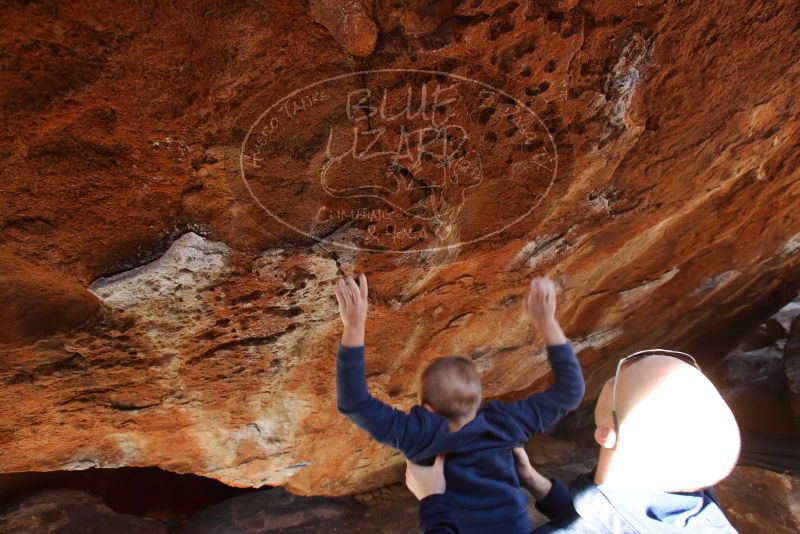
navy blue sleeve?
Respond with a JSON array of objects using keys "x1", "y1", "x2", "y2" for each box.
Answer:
[
  {"x1": 493, "y1": 343, "x2": 585, "y2": 439},
  {"x1": 419, "y1": 494, "x2": 461, "y2": 534},
  {"x1": 336, "y1": 344, "x2": 444, "y2": 456},
  {"x1": 535, "y1": 478, "x2": 573, "y2": 520}
]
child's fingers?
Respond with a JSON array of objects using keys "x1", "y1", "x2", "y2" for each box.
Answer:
[
  {"x1": 358, "y1": 272, "x2": 368, "y2": 301},
  {"x1": 345, "y1": 276, "x2": 360, "y2": 303},
  {"x1": 545, "y1": 285, "x2": 556, "y2": 307},
  {"x1": 544, "y1": 278, "x2": 555, "y2": 295},
  {"x1": 527, "y1": 281, "x2": 536, "y2": 302},
  {"x1": 338, "y1": 278, "x2": 352, "y2": 307},
  {"x1": 334, "y1": 286, "x2": 345, "y2": 309},
  {"x1": 530, "y1": 280, "x2": 542, "y2": 302}
]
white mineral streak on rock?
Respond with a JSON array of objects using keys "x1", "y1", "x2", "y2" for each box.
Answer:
[
  {"x1": 199, "y1": 395, "x2": 311, "y2": 487},
  {"x1": 64, "y1": 458, "x2": 99, "y2": 470},
  {"x1": 573, "y1": 326, "x2": 624, "y2": 353},
  {"x1": 111, "y1": 433, "x2": 143, "y2": 463},
  {"x1": 618, "y1": 268, "x2": 680, "y2": 305},
  {"x1": 511, "y1": 227, "x2": 589, "y2": 272},
  {"x1": 607, "y1": 34, "x2": 650, "y2": 128},
  {"x1": 692, "y1": 270, "x2": 740, "y2": 297},
  {"x1": 517, "y1": 233, "x2": 562, "y2": 259},
  {"x1": 782, "y1": 231, "x2": 800, "y2": 256}
]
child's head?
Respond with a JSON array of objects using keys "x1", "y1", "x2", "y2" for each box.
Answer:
[{"x1": 419, "y1": 356, "x2": 482, "y2": 424}]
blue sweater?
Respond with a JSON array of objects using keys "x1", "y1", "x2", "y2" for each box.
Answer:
[{"x1": 336, "y1": 342, "x2": 585, "y2": 534}]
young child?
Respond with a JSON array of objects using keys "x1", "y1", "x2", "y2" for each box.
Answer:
[{"x1": 334, "y1": 273, "x2": 585, "y2": 534}]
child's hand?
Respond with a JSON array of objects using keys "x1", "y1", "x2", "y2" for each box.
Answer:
[
  {"x1": 522, "y1": 276, "x2": 567, "y2": 345},
  {"x1": 405, "y1": 455, "x2": 446, "y2": 500},
  {"x1": 522, "y1": 277, "x2": 556, "y2": 324},
  {"x1": 335, "y1": 273, "x2": 368, "y2": 346}
]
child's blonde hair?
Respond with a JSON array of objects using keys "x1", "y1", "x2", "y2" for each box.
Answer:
[{"x1": 419, "y1": 356, "x2": 482, "y2": 421}]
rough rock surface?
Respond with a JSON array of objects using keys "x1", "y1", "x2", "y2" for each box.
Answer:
[
  {"x1": 0, "y1": 489, "x2": 167, "y2": 534},
  {"x1": 718, "y1": 296, "x2": 800, "y2": 437},
  {"x1": 786, "y1": 315, "x2": 800, "y2": 426},
  {"x1": 181, "y1": 486, "x2": 418, "y2": 534},
  {"x1": 1, "y1": 0, "x2": 800, "y2": 497},
  {"x1": 717, "y1": 466, "x2": 800, "y2": 534},
  {"x1": 308, "y1": 0, "x2": 378, "y2": 57},
  {"x1": 0, "y1": 254, "x2": 100, "y2": 345}
]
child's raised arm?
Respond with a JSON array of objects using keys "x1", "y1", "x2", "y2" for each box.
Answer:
[
  {"x1": 491, "y1": 277, "x2": 585, "y2": 438},
  {"x1": 334, "y1": 274, "x2": 441, "y2": 455}
]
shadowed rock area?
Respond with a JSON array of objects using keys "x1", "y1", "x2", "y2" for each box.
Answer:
[{"x1": 1, "y1": 0, "x2": 799, "y2": 512}]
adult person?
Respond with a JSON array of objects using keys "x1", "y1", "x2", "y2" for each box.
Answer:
[{"x1": 406, "y1": 351, "x2": 742, "y2": 533}]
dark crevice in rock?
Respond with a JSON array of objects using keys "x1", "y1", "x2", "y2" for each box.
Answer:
[
  {"x1": 109, "y1": 401, "x2": 162, "y2": 412},
  {"x1": 229, "y1": 290, "x2": 264, "y2": 305},
  {"x1": 32, "y1": 353, "x2": 87, "y2": 376},
  {"x1": 0, "y1": 467, "x2": 259, "y2": 530},
  {"x1": 190, "y1": 325, "x2": 298, "y2": 362}
]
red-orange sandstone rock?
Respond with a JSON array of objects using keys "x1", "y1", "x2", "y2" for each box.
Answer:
[
  {"x1": 0, "y1": 254, "x2": 100, "y2": 345},
  {"x1": 309, "y1": 0, "x2": 378, "y2": 57},
  {"x1": 1, "y1": 0, "x2": 799, "y2": 497}
]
